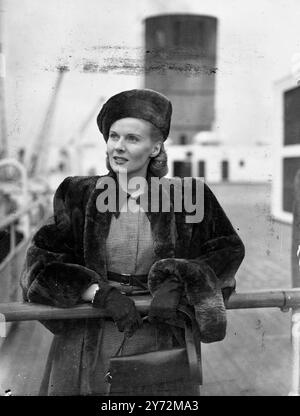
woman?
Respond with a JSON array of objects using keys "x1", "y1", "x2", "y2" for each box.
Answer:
[{"x1": 20, "y1": 89, "x2": 245, "y2": 396}]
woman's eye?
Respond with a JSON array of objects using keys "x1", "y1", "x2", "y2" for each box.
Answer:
[
  {"x1": 127, "y1": 135, "x2": 139, "y2": 142},
  {"x1": 109, "y1": 132, "x2": 118, "y2": 140}
]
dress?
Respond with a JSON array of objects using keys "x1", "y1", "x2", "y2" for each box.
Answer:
[{"x1": 20, "y1": 171, "x2": 245, "y2": 395}]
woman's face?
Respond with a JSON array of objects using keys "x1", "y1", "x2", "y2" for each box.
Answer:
[{"x1": 107, "y1": 118, "x2": 161, "y2": 179}]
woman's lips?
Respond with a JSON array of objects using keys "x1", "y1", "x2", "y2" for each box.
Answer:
[{"x1": 113, "y1": 156, "x2": 128, "y2": 164}]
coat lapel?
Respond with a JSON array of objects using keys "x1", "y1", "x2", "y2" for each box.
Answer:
[
  {"x1": 148, "y1": 209, "x2": 177, "y2": 261},
  {"x1": 146, "y1": 175, "x2": 177, "y2": 261}
]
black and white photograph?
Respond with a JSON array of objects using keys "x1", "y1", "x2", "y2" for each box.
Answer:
[{"x1": 0, "y1": 0, "x2": 300, "y2": 398}]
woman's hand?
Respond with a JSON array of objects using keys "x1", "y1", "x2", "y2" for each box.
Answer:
[
  {"x1": 147, "y1": 258, "x2": 185, "y2": 324},
  {"x1": 92, "y1": 285, "x2": 142, "y2": 337},
  {"x1": 148, "y1": 279, "x2": 183, "y2": 324}
]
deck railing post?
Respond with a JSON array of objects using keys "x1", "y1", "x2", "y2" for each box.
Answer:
[{"x1": 289, "y1": 308, "x2": 300, "y2": 395}]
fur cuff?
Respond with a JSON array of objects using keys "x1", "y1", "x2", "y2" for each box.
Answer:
[
  {"x1": 194, "y1": 289, "x2": 226, "y2": 343},
  {"x1": 148, "y1": 258, "x2": 219, "y2": 303},
  {"x1": 148, "y1": 258, "x2": 227, "y2": 343},
  {"x1": 148, "y1": 258, "x2": 184, "y2": 295},
  {"x1": 27, "y1": 262, "x2": 100, "y2": 308}
]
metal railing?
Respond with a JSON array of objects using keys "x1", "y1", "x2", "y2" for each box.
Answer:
[
  {"x1": 0, "y1": 157, "x2": 51, "y2": 273},
  {"x1": 0, "y1": 196, "x2": 51, "y2": 304},
  {"x1": 0, "y1": 196, "x2": 50, "y2": 257},
  {"x1": 1, "y1": 289, "x2": 300, "y2": 395}
]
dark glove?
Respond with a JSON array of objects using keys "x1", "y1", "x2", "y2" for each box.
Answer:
[
  {"x1": 92, "y1": 285, "x2": 142, "y2": 337},
  {"x1": 148, "y1": 279, "x2": 183, "y2": 324},
  {"x1": 148, "y1": 258, "x2": 185, "y2": 324}
]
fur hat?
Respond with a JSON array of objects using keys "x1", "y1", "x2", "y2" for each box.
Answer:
[{"x1": 97, "y1": 89, "x2": 172, "y2": 141}]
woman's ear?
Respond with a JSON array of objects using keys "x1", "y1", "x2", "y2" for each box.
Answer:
[{"x1": 150, "y1": 142, "x2": 162, "y2": 158}]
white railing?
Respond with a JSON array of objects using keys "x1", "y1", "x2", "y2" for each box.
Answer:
[{"x1": 0, "y1": 196, "x2": 51, "y2": 305}]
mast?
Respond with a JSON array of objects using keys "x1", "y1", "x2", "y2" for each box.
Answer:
[{"x1": 27, "y1": 65, "x2": 68, "y2": 178}]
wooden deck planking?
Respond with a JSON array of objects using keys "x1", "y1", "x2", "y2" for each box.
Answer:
[
  {"x1": 201, "y1": 308, "x2": 292, "y2": 396},
  {"x1": 200, "y1": 184, "x2": 293, "y2": 395},
  {"x1": 0, "y1": 322, "x2": 52, "y2": 396}
]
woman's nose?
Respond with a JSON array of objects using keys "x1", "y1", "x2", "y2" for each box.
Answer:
[{"x1": 114, "y1": 137, "x2": 126, "y2": 151}]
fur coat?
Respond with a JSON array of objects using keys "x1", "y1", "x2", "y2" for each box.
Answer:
[{"x1": 20, "y1": 171, "x2": 245, "y2": 395}]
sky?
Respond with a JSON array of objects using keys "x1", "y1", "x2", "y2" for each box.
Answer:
[{"x1": 2, "y1": 0, "x2": 300, "y2": 160}]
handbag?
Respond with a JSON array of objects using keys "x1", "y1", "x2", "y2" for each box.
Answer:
[{"x1": 104, "y1": 306, "x2": 202, "y2": 394}]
